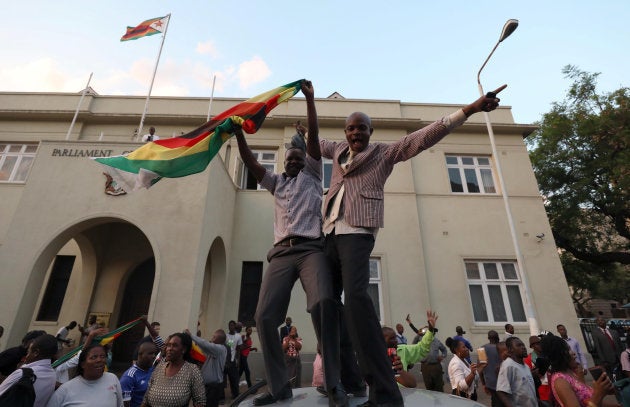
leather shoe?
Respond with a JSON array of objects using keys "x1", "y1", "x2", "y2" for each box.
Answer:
[
  {"x1": 358, "y1": 400, "x2": 404, "y2": 407},
  {"x1": 328, "y1": 385, "x2": 349, "y2": 407},
  {"x1": 316, "y1": 385, "x2": 328, "y2": 397},
  {"x1": 346, "y1": 385, "x2": 367, "y2": 397},
  {"x1": 252, "y1": 386, "x2": 292, "y2": 406}
]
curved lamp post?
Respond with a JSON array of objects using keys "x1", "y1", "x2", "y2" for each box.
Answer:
[{"x1": 477, "y1": 19, "x2": 539, "y2": 335}]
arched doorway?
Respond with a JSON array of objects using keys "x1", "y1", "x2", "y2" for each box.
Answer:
[{"x1": 112, "y1": 258, "x2": 155, "y2": 364}]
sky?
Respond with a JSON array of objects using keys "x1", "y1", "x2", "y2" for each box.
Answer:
[{"x1": 2, "y1": 1, "x2": 629, "y2": 125}]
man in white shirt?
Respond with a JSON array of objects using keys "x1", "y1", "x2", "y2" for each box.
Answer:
[
  {"x1": 141, "y1": 127, "x2": 160, "y2": 142},
  {"x1": 55, "y1": 321, "x2": 77, "y2": 351},
  {"x1": 557, "y1": 323, "x2": 588, "y2": 372},
  {"x1": 0, "y1": 334, "x2": 57, "y2": 407}
]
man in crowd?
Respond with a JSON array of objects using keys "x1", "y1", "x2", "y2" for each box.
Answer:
[
  {"x1": 279, "y1": 317, "x2": 292, "y2": 342},
  {"x1": 0, "y1": 333, "x2": 57, "y2": 407},
  {"x1": 321, "y1": 86, "x2": 505, "y2": 407},
  {"x1": 141, "y1": 126, "x2": 160, "y2": 142},
  {"x1": 225, "y1": 320, "x2": 243, "y2": 401},
  {"x1": 504, "y1": 324, "x2": 514, "y2": 340},
  {"x1": 556, "y1": 323, "x2": 588, "y2": 373},
  {"x1": 394, "y1": 324, "x2": 407, "y2": 345},
  {"x1": 496, "y1": 337, "x2": 537, "y2": 407},
  {"x1": 419, "y1": 326, "x2": 447, "y2": 392},
  {"x1": 55, "y1": 321, "x2": 77, "y2": 352},
  {"x1": 479, "y1": 330, "x2": 504, "y2": 407},
  {"x1": 591, "y1": 316, "x2": 623, "y2": 379},
  {"x1": 188, "y1": 328, "x2": 228, "y2": 407},
  {"x1": 0, "y1": 329, "x2": 46, "y2": 382},
  {"x1": 120, "y1": 341, "x2": 158, "y2": 407}
]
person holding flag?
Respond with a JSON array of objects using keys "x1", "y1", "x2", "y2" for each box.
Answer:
[{"x1": 234, "y1": 80, "x2": 349, "y2": 407}]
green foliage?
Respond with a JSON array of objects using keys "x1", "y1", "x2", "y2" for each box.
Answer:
[{"x1": 527, "y1": 66, "x2": 629, "y2": 306}]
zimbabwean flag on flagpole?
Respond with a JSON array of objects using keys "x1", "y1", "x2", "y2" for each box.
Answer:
[
  {"x1": 52, "y1": 318, "x2": 143, "y2": 368},
  {"x1": 121, "y1": 15, "x2": 170, "y2": 41},
  {"x1": 93, "y1": 79, "x2": 304, "y2": 191}
]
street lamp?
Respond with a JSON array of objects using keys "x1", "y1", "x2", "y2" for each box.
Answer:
[{"x1": 477, "y1": 19, "x2": 539, "y2": 335}]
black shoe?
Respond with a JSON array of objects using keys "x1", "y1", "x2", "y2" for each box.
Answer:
[
  {"x1": 328, "y1": 385, "x2": 349, "y2": 407},
  {"x1": 252, "y1": 386, "x2": 292, "y2": 406},
  {"x1": 358, "y1": 399, "x2": 403, "y2": 407},
  {"x1": 346, "y1": 385, "x2": 367, "y2": 397},
  {"x1": 316, "y1": 385, "x2": 328, "y2": 397}
]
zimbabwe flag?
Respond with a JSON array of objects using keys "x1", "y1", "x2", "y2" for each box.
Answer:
[
  {"x1": 121, "y1": 15, "x2": 169, "y2": 41},
  {"x1": 93, "y1": 79, "x2": 304, "y2": 191}
]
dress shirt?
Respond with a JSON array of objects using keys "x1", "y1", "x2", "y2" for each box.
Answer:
[{"x1": 259, "y1": 154, "x2": 323, "y2": 244}]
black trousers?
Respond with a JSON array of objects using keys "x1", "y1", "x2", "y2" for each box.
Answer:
[
  {"x1": 224, "y1": 362, "x2": 239, "y2": 399},
  {"x1": 205, "y1": 382, "x2": 223, "y2": 407},
  {"x1": 325, "y1": 232, "x2": 402, "y2": 404}
]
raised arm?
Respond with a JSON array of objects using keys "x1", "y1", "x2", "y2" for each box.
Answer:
[
  {"x1": 462, "y1": 84, "x2": 506, "y2": 117},
  {"x1": 301, "y1": 80, "x2": 320, "y2": 161},
  {"x1": 234, "y1": 126, "x2": 266, "y2": 182}
]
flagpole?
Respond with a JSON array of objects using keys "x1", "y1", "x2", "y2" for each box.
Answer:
[
  {"x1": 206, "y1": 75, "x2": 217, "y2": 122},
  {"x1": 136, "y1": 13, "x2": 171, "y2": 140},
  {"x1": 66, "y1": 72, "x2": 93, "y2": 140}
]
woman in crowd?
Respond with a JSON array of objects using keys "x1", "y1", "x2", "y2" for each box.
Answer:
[
  {"x1": 282, "y1": 326, "x2": 302, "y2": 388},
  {"x1": 239, "y1": 326, "x2": 257, "y2": 388},
  {"x1": 446, "y1": 337, "x2": 479, "y2": 400},
  {"x1": 542, "y1": 334, "x2": 618, "y2": 407},
  {"x1": 47, "y1": 343, "x2": 123, "y2": 407},
  {"x1": 141, "y1": 332, "x2": 205, "y2": 407}
]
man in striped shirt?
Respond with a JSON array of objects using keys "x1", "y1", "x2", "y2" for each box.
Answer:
[{"x1": 320, "y1": 86, "x2": 505, "y2": 407}]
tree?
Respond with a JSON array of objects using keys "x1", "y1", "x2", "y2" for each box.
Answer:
[{"x1": 527, "y1": 66, "x2": 629, "y2": 308}]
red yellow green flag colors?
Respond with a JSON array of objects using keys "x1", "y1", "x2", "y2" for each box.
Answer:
[
  {"x1": 121, "y1": 15, "x2": 170, "y2": 41},
  {"x1": 93, "y1": 79, "x2": 305, "y2": 191},
  {"x1": 52, "y1": 318, "x2": 143, "y2": 368}
]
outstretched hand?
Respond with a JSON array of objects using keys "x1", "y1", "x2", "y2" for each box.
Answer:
[
  {"x1": 301, "y1": 80, "x2": 314, "y2": 100},
  {"x1": 464, "y1": 84, "x2": 507, "y2": 117}
]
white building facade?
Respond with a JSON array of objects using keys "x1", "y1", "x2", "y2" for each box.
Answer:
[{"x1": 0, "y1": 90, "x2": 579, "y2": 365}]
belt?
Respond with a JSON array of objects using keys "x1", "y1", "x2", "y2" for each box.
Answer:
[{"x1": 274, "y1": 236, "x2": 319, "y2": 247}]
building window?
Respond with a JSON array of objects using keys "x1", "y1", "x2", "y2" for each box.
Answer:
[
  {"x1": 238, "y1": 262, "x2": 263, "y2": 327},
  {"x1": 368, "y1": 258, "x2": 384, "y2": 324},
  {"x1": 445, "y1": 155, "x2": 496, "y2": 194},
  {"x1": 465, "y1": 260, "x2": 526, "y2": 323},
  {"x1": 37, "y1": 255, "x2": 75, "y2": 321},
  {"x1": 322, "y1": 158, "x2": 332, "y2": 189},
  {"x1": 237, "y1": 150, "x2": 277, "y2": 190},
  {"x1": 0, "y1": 143, "x2": 37, "y2": 183}
]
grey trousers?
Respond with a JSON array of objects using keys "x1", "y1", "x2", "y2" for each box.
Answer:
[{"x1": 255, "y1": 240, "x2": 341, "y2": 397}]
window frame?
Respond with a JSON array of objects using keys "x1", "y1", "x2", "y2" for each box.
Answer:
[
  {"x1": 0, "y1": 143, "x2": 37, "y2": 183},
  {"x1": 237, "y1": 149, "x2": 277, "y2": 190},
  {"x1": 445, "y1": 155, "x2": 497, "y2": 194},
  {"x1": 464, "y1": 259, "x2": 527, "y2": 324}
]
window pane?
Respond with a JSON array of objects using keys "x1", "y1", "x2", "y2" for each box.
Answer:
[
  {"x1": 488, "y1": 285, "x2": 507, "y2": 321},
  {"x1": 462, "y1": 157, "x2": 474, "y2": 165},
  {"x1": 37, "y1": 255, "x2": 75, "y2": 321},
  {"x1": 477, "y1": 157, "x2": 489, "y2": 165},
  {"x1": 261, "y1": 153, "x2": 275, "y2": 160},
  {"x1": 502, "y1": 263, "x2": 518, "y2": 280},
  {"x1": 8, "y1": 145, "x2": 22, "y2": 153},
  {"x1": 507, "y1": 286, "x2": 527, "y2": 321},
  {"x1": 25, "y1": 145, "x2": 38, "y2": 153},
  {"x1": 464, "y1": 168, "x2": 480, "y2": 193},
  {"x1": 480, "y1": 169, "x2": 496, "y2": 193},
  {"x1": 0, "y1": 156, "x2": 17, "y2": 180},
  {"x1": 465, "y1": 262, "x2": 480, "y2": 279},
  {"x1": 483, "y1": 263, "x2": 499, "y2": 279},
  {"x1": 469, "y1": 285, "x2": 488, "y2": 321},
  {"x1": 0, "y1": 144, "x2": 7, "y2": 152},
  {"x1": 369, "y1": 259, "x2": 379, "y2": 279},
  {"x1": 367, "y1": 283, "x2": 381, "y2": 318},
  {"x1": 445, "y1": 156, "x2": 458, "y2": 165},
  {"x1": 448, "y1": 168, "x2": 464, "y2": 192},
  {"x1": 14, "y1": 156, "x2": 33, "y2": 182}
]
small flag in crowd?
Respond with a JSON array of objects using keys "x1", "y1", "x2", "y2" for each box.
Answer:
[
  {"x1": 121, "y1": 15, "x2": 170, "y2": 41},
  {"x1": 93, "y1": 79, "x2": 305, "y2": 191}
]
